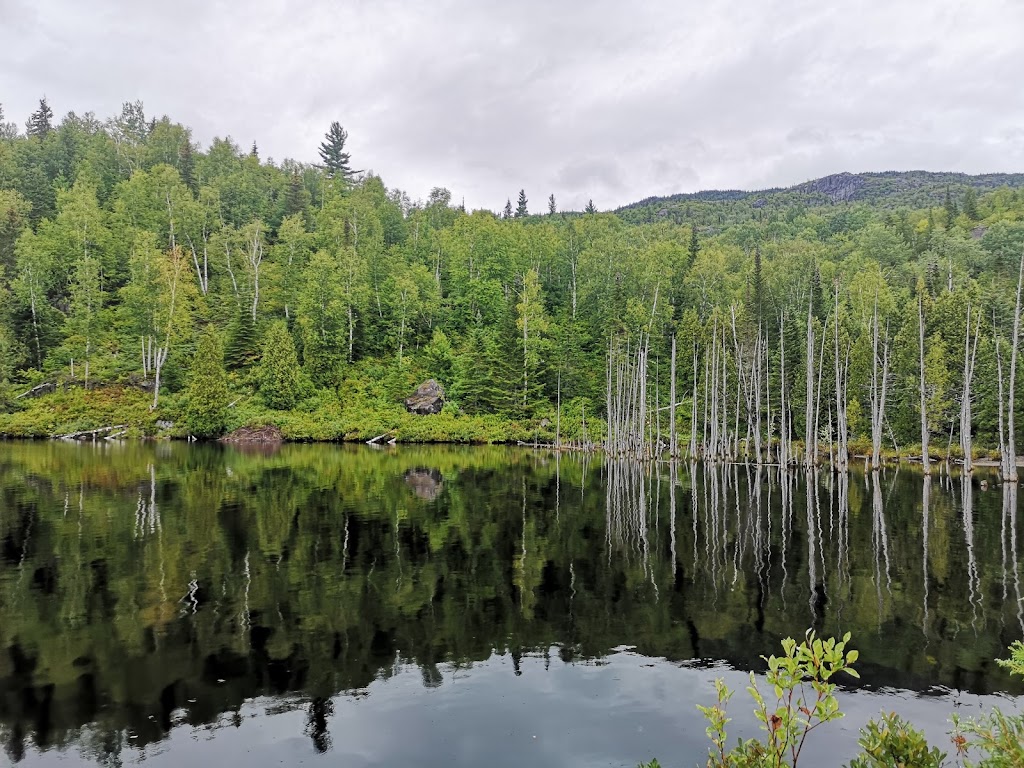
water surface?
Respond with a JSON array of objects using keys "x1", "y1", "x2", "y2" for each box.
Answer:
[{"x1": 0, "y1": 442, "x2": 1021, "y2": 766}]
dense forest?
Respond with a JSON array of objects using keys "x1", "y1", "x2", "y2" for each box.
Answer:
[{"x1": 3, "y1": 98, "x2": 1024, "y2": 466}]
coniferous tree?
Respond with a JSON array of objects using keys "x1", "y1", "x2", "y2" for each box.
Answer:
[
  {"x1": 318, "y1": 122, "x2": 359, "y2": 180},
  {"x1": 0, "y1": 104, "x2": 17, "y2": 139},
  {"x1": 515, "y1": 189, "x2": 528, "y2": 218},
  {"x1": 584, "y1": 199, "x2": 597, "y2": 214},
  {"x1": 250, "y1": 141, "x2": 258, "y2": 159},
  {"x1": 257, "y1": 321, "x2": 302, "y2": 409},
  {"x1": 184, "y1": 325, "x2": 230, "y2": 438},
  {"x1": 178, "y1": 140, "x2": 197, "y2": 193},
  {"x1": 963, "y1": 187, "x2": 980, "y2": 221},
  {"x1": 943, "y1": 187, "x2": 958, "y2": 228},
  {"x1": 689, "y1": 225, "x2": 700, "y2": 265},
  {"x1": 25, "y1": 98, "x2": 53, "y2": 139},
  {"x1": 548, "y1": 194, "x2": 556, "y2": 215},
  {"x1": 503, "y1": 199, "x2": 513, "y2": 219}
]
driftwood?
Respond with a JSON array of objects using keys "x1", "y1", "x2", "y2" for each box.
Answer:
[
  {"x1": 16, "y1": 382, "x2": 55, "y2": 399},
  {"x1": 55, "y1": 424, "x2": 128, "y2": 441},
  {"x1": 366, "y1": 432, "x2": 391, "y2": 445}
]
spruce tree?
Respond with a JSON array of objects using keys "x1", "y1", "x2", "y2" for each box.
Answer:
[
  {"x1": 318, "y1": 122, "x2": 360, "y2": 180},
  {"x1": 962, "y1": 186, "x2": 979, "y2": 221},
  {"x1": 503, "y1": 199, "x2": 513, "y2": 219},
  {"x1": 515, "y1": 189, "x2": 528, "y2": 218},
  {"x1": 184, "y1": 325, "x2": 230, "y2": 438},
  {"x1": 178, "y1": 140, "x2": 197, "y2": 193},
  {"x1": 943, "y1": 186, "x2": 958, "y2": 228},
  {"x1": 688, "y1": 225, "x2": 700, "y2": 265},
  {"x1": 26, "y1": 97, "x2": 53, "y2": 139},
  {"x1": 548, "y1": 194, "x2": 556, "y2": 215},
  {"x1": 584, "y1": 199, "x2": 597, "y2": 214},
  {"x1": 224, "y1": 310, "x2": 259, "y2": 369},
  {"x1": 257, "y1": 321, "x2": 302, "y2": 409}
]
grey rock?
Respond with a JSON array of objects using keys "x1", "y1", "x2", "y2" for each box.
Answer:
[{"x1": 404, "y1": 379, "x2": 445, "y2": 415}]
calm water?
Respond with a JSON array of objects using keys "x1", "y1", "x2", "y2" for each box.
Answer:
[{"x1": 0, "y1": 441, "x2": 1021, "y2": 767}]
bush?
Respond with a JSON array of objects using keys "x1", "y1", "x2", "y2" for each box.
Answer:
[{"x1": 848, "y1": 712, "x2": 945, "y2": 768}]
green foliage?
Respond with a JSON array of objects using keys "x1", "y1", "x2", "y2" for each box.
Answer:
[
  {"x1": 256, "y1": 320, "x2": 303, "y2": 409},
  {"x1": 184, "y1": 325, "x2": 230, "y2": 437},
  {"x1": 847, "y1": 712, "x2": 945, "y2": 768},
  {"x1": 997, "y1": 640, "x2": 1024, "y2": 677},
  {"x1": 696, "y1": 631, "x2": 859, "y2": 767}
]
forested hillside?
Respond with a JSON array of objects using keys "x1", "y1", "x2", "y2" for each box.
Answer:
[{"x1": 2, "y1": 98, "x2": 1024, "y2": 457}]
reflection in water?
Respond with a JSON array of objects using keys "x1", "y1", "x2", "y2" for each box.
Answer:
[{"x1": 0, "y1": 442, "x2": 1021, "y2": 765}]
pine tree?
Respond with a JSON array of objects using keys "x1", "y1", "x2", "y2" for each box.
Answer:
[
  {"x1": 962, "y1": 186, "x2": 979, "y2": 221},
  {"x1": 688, "y1": 225, "x2": 700, "y2": 265},
  {"x1": 503, "y1": 199, "x2": 513, "y2": 219},
  {"x1": 184, "y1": 325, "x2": 230, "y2": 438},
  {"x1": 515, "y1": 189, "x2": 528, "y2": 218},
  {"x1": 0, "y1": 104, "x2": 17, "y2": 140},
  {"x1": 318, "y1": 122, "x2": 360, "y2": 180},
  {"x1": 751, "y1": 245, "x2": 764, "y2": 323},
  {"x1": 943, "y1": 186, "x2": 958, "y2": 229},
  {"x1": 26, "y1": 97, "x2": 53, "y2": 139},
  {"x1": 257, "y1": 320, "x2": 302, "y2": 409},
  {"x1": 284, "y1": 171, "x2": 311, "y2": 217},
  {"x1": 224, "y1": 310, "x2": 259, "y2": 369},
  {"x1": 584, "y1": 199, "x2": 597, "y2": 214},
  {"x1": 548, "y1": 194, "x2": 556, "y2": 215},
  {"x1": 250, "y1": 141, "x2": 259, "y2": 159},
  {"x1": 178, "y1": 140, "x2": 197, "y2": 193}
]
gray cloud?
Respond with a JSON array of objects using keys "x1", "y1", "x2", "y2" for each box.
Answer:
[{"x1": 2, "y1": 0, "x2": 1023, "y2": 211}]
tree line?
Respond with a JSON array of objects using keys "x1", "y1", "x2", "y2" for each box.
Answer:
[{"x1": 2, "y1": 99, "x2": 1024, "y2": 467}]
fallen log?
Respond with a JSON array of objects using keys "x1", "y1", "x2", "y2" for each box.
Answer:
[
  {"x1": 16, "y1": 382, "x2": 56, "y2": 400},
  {"x1": 55, "y1": 424, "x2": 128, "y2": 441}
]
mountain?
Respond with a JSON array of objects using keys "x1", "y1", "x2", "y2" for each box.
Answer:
[{"x1": 616, "y1": 170, "x2": 1024, "y2": 223}]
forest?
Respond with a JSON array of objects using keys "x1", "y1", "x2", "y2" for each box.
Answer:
[{"x1": 3, "y1": 98, "x2": 1024, "y2": 469}]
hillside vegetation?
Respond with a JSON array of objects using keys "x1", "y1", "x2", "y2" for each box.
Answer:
[{"x1": 2, "y1": 99, "x2": 1024, "y2": 455}]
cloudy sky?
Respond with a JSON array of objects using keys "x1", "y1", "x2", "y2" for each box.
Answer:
[{"x1": 2, "y1": 0, "x2": 1023, "y2": 212}]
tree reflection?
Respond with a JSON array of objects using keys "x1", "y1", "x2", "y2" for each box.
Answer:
[{"x1": 0, "y1": 442, "x2": 1020, "y2": 763}]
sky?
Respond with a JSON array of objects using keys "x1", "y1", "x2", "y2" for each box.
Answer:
[{"x1": 2, "y1": 0, "x2": 1023, "y2": 212}]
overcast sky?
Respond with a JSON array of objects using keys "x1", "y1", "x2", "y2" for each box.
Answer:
[{"x1": 2, "y1": 0, "x2": 1023, "y2": 212}]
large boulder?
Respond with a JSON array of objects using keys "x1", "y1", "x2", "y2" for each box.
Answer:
[{"x1": 404, "y1": 379, "x2": 445, "y2": 415}]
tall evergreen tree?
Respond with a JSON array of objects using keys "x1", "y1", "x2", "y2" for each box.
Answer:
[
  {"x1": 548, "y1": 194, "x2": 556, "y2": 215},
  {"x1": 584, "y1": 199, "x2": 597, "y2": 214},
  {"x1": 318, "y1": 122, "x2": 359, "y2": 180},
  {"x1": 515, "y1": 189, "x2": 528, "y2": 218},
  {"x1": 962, "y1": 186, "x2": 979, "y2": 221},
  {"x1": 503, "y1": 199, "x2": 513, "y2": 219},
  {"x1": 943, "y1": 186, "x2": 958, "y2": 228},
  {"x1": 184, "y1": 325, "x2": 230, "y2": 438},
  {"x1": 26, "y1": 97, "x2": 53, "y2": 139},
  {"x1": 0, "y1": 104, "x2": 17, "y2": 139},
  {"x1": 688, "y1": 225, "x2": 700, "y2": 265},
  {"x1": 178, "y1": 140, "x2": 197, "y2": 193},
  {"x1": 257, "y1": 321, "x2": 302, "y2": 409}
]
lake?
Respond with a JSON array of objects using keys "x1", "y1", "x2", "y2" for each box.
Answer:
[{"x1": 0, "y1": 441, "x2": 1021, "y2": 767}]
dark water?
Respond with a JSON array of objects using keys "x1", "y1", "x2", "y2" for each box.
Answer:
[{"x1": 0, "y1": 441, "x2": 1021, "y2": 767}]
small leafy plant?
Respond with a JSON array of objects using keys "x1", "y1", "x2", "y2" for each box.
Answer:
[
  {"x1": 950, "y1": 641, "x2": 1024, "y2": 768},
  {"x1": 847, "y1": 711, "x2": 946, "y2": 768},
  {"x1": 697, "y1": 630, "x2": 860, "y2": 767}
]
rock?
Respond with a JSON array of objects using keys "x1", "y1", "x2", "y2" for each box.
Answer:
[
  {"x1": 404, "y1": 469, "x2": 444, "y2": 500},
  {"x1": 404, "y1": 379, "x2": 445, "y2": 415},
  {"x1": 156, "y1": 420, "x2": 174, "y2": 430},
  {"x1": 15, "y1": 382, "x2": 56, "y2": 400}
]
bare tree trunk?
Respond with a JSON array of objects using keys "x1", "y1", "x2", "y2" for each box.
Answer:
[
  {"x1": 961, "y1": 303, "x2": 980, "y2": 472},
  {"x1": 670, "y1": 335, "x2": 677, "y2": 458},
  {"x1": 1006, "y1": 249, "x2": 1024, "y2": 482},
  {"x1": 779, "y1": 313, "x2": 788, "y2": 467},
  {"x1": 869, "y1": 298, "x2": 890, "y2": 471},
  {"x1": 805, "y1": 296, "x2": 815, "y2": 467},
  {"x1": 919, "y1": 294, "x2": 931, "y2": 474}
]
